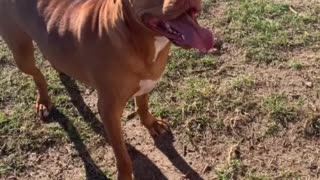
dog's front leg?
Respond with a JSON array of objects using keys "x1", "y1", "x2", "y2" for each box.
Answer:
[
  {"x1": 98, "y1": 93, "x2": 133, "y2": 180},
  {"x1": 135, "y1": 94, "x2": 170, "y2": 137}
]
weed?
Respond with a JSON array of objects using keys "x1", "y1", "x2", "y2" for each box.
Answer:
[
  {"x1": 289, "y1": 61, "x2": 304, "y2": 70},
  {"x1": 216, "y1": 159, "x2": 243, "y2": 180},
  {"x1": 229, "y1": 75, "x2": 255, "y2": 92},
  {"x1": 264, "y1": 122, "x2": 281, "y2": 136},
  {"x1": 263, "y1": 94, "x2": 299, "y2": 128},
  {"x1": 304, "y1": 115, "x2": 320, "y2": 137}
]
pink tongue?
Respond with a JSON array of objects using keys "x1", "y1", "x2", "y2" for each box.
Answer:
[
  {"x1": 188, "y1": 27, "x2": 214, "y2": 53},
  {"x1": 168, "y1": 14, "x2": 214, "y2": 53}
]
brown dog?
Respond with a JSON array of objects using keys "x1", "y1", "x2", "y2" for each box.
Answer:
[{"x1": 0, "y1": 0, "x2": 216, "y2": 179}]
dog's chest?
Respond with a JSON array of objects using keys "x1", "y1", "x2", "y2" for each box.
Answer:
[
  {"x1": 133, "y1": 36, "x2": 169, "y2": 97},
  {"x1": 152, "y1": 36, "x2": 169, "y2": 62},
  {"x1": 133, "y1": 80, "x2": 158, "y2": 97}
]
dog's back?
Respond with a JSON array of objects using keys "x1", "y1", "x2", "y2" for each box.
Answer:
[
  {"x1": 0, "y1": 0, "x2": 112, "y2": 84},
  {"x1": 0, "y1": 0, "x2": 80, "y2": 48}
]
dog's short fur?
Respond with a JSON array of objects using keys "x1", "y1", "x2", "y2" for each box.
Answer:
[{"x1": 0, "y1": 0, "x2": 215, "y2": 179}]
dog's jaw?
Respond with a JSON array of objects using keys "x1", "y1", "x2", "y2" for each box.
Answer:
[
  {"x1": 125, "y1": 0, "x2": 215, "y2": 53},
  {"x1": 142, "y1": 13, "x2": 214, "y2": 53}
]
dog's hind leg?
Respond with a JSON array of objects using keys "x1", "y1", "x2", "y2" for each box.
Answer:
[{"x1": 2, "y1": 30, "x2": 52, "y2": 120}]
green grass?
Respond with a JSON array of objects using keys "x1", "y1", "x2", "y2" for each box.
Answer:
[
  {"x1": 202, "y1": 0, "x2": 216, "y2": 14},
  {"x1": 216, "y1": 159, "x2": 244, "y2": 180},
  {"x1": 0, "y1": 64, "x2": 63, "y2": 176},
  {"x1": 263, "y1": 94, "x2": 299, "y2": 127},
  {"x1": 289, "y1": 61, "x2": 304, "y2": 70},
  {"x1": 0, "y1": 48, "x2": 105, "y2": 177},
  {"x1": 151, "y1": 48, "x2": 220, "y2": 129},
  {"x1": 225, "y1": 0, "x2": 320, "y2": 64},
  {"x1": 228, "y1": 75, "x2": 255, "y2": 92},
  {"x1": 1, "y1": 0, "x2": 320, "y2": 179},
  {"x1": 262, "y1": 94, "x2": 303, "y2": 137}
]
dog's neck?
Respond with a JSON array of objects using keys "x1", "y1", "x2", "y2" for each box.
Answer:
[
  {"x1": 69, "y1": 0, "x2": 168, "y2": 61},
  {"x1": 105, "y1": 0, "x2": 169, "y2": 61},
  {"x1": 74, "y1": 0, "x2": 127, "y2": 42}
]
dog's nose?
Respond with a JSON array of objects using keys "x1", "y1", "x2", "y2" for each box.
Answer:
[{"x1": 208, "y1": 36, "x2": 223, "y2": 54}]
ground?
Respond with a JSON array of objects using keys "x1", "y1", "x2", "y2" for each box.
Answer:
[{"x1": 1, "y1": 0, "x2": 320, "y2": 179}]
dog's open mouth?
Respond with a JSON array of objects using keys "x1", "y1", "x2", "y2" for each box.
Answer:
[{"x1": 142, "y1": 9, "x2": 214, "y2": 53}]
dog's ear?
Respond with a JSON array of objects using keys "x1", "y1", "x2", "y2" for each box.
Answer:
[
  {"x1": 163, "y1": 0, "x2": 183, "y2": 14},
  {"x1": 162, "y1": 0, "x2": 202, "y2": 15}
]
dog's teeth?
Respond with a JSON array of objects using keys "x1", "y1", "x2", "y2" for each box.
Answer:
[
  {"x1": 181, "y1": 35, "x2": 185, "y2": 40},
  {"x1": 165, "y1": 23, "x2": 171, "y2": 30}
]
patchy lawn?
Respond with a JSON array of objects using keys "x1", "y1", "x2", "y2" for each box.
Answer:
[{"x1": 1, "y1": 0, "x2": 320, "y2": 179}]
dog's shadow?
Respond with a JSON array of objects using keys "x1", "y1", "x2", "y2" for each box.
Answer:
[
  {"x1": 49, "y1": 108, "x2": 108, "y2": 180},
  {"x1": 153, "y1": 133, "x2": 204, "y2": 180},
  {"x1": 52, "y1": 73, "x2": 203, "y2": 180}
]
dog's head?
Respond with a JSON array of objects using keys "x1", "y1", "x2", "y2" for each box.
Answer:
[{"x1": 128, "y1": 0, "x2": 215, "y2": 53}]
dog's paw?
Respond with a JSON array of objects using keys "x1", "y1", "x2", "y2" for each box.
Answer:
[
  {"x1": 36, "y1": 102, "x2": 52, "y2": 121},
  {"x1": 147, "y1": 119, "x2": 170, "y2": 137}
]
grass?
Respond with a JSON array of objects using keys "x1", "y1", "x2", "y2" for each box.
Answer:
[
  {"x1": 261, "y1": 94, "x2": 302, "y2": 137},
  {"x1": 225, "y1": 0, "x2": 320, "y2": 64},
  {"x1": 289, "y1": 61, "x2": 304, "y2": 70},
  {"x1": 0, "y1": 49, "x2": 105, "y2": 177},
  {"x1": 1, "y1": 0, "x2": 320, "y2": 179},
  {"x1": 263, "y1": 94, "x2": 299, "y2": 128},
  {"x1": 216, "y1": 159, "x2": 243, "y2": 180},
  {"x1": 0, "y1": 64, "x2": 62, "y2": 176},
  {"x1": 216, "y1": 143, "x2": 245, "y2": 180},
  {"x1": 228, "y1": 75, "x2": 255, "y2": 92}
]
